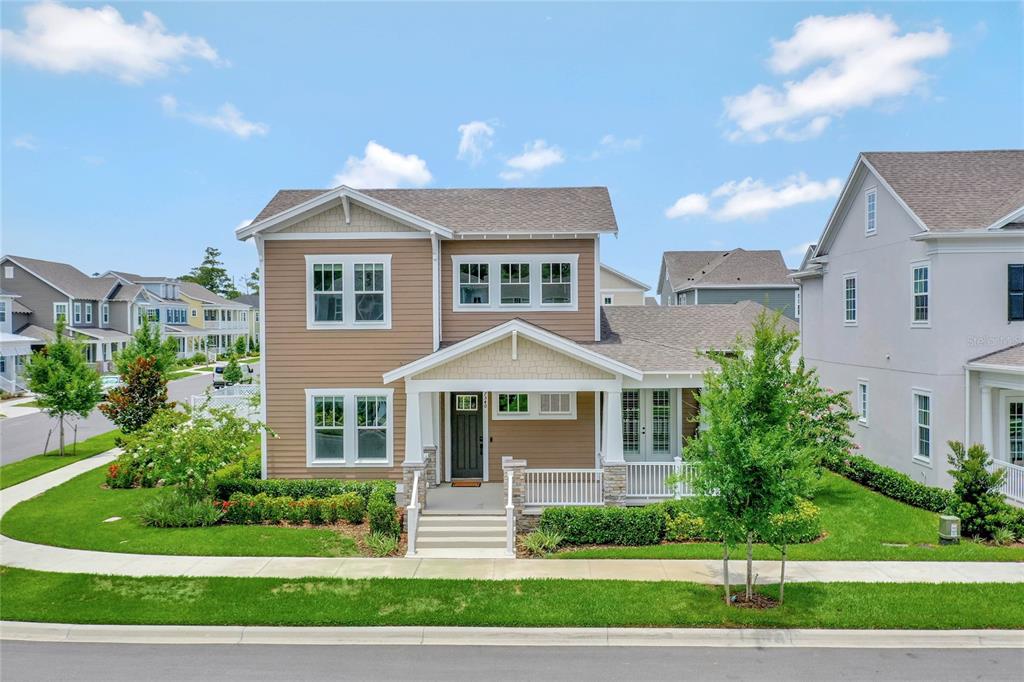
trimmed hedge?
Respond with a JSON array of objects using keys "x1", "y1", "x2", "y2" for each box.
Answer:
[
  {"x1": 368, "y1": 485, "x2": 401, "y2": 538},
  {"x1": 220, "y1": 492, "x2": 366, "y2": 525},
  {"x1": 214, "y1": 478, "x2": 395, "y2": 506},
  {"x1": 661, "y1": 498, "x2": 822, "y2": 544},
  {"x1": 823, "y1": 453, "x2": 955, "y2": 512},
  {"x1": 539, "y1": 505, "x2": 665, "y2": 546}
]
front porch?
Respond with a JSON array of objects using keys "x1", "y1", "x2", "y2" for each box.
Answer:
[{"x1": 967, "y1": 352, "x2": 1024, "y2": 506}]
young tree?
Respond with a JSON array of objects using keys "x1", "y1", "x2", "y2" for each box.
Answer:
[
  {"x1": 99, "y1": 356, "x2": 169, "y2": 433},
  {"x1": 245, "y1": 267, "x2": 260, "y2": 295},
  {"x1": 233, "y1": 335, "x2": 247, "y2": 357},
  {"x1": 222, "y1": 355, "x2": 243, "y2": 385},
  {"x1": 677, "y1": 312, "x2": 853, "y2": 604},
  {"x1": 115, "y1": 316, "x2": 179, "y2": 377},
  {"x1": 23, "y1": 319, "x2": 103, "y2": 454},
  {"x1": 947, "y1": 441, "x2": 1007, "y2": 540},
  {"x1": 180, "y1": 247, "x2": 232, "y2": 296}
]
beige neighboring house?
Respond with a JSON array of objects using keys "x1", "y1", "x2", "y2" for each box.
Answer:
[
  {"x1": 795, "y1": 150, "x2": 1024, "y2": 497},
  {"x1": 657, "y1": 248, "x2": 799, "y2": 319},
  {"x1": 599, "y1": 263, "x2": 650, "y2": 306},
  {"x1": 234, "y1": 293, "x2": 260, "y2": 348},
  {"x1": 238, "y1": 184, "x2": 794, "y2": 556}
]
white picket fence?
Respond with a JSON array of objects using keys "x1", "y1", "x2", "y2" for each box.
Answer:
[
  {"x1": 524, "y1": 468, "x2": 604, "y2": 506},
  {"x1": 994, "y1": 459, "x2": 1024, "y2": 505},
  {"x1": 190, "y1": 385, "x2": 259, "y2": 420},
  {"x1": 626, "y1": 459, "x2": 697, "y2": 499}
]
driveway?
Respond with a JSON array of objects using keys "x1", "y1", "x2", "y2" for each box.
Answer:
[{"x1": 0, "y1": 372, "x2": 219, "y2": 465}]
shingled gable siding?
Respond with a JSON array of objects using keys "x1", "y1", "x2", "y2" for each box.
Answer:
[
  {"x1": 263, "y1": 238, "x2": 433, "y2": 479},
  {"x1": 440, "y1": 238, "x2": 597, "y2": 344},
  {"x1": 277, "y1": 203, "x2": 418, "y2": 234}
]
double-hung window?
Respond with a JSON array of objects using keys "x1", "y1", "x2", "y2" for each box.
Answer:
[
  {"x1": 865, "y1": 188, "x2": 877, "y2": 235},
  {"x1": 843, "y1": 274, "x2": 857, "y2": 325},
  {"x1": 911, "y1": 263, "x2": 930, "y2": 325},
  {"x1": 857, "y1": 381, "x2": 869, "y2": 425},
  {"x1": 306, "y1": 255, "x2": 391, "y2": 330},
  {"x1": 1009, "y1": 264, "x2": 1024, "y2": 322},
  {"x1": 0, "y1": 301, "x2": 6, "y2": 323},
  {"x1": 603, "y1": 295, "x2": 614, "y2": 305},
  {"x1": 913, "y1": 391, "x2": 931, "y2": 463},
  {"x1": 73, "y1": 302, "x2": 82, "y2": 324},
  {"x1": 101, "y1": 303, "x2": 109, "y2": 325},
  {"x1": 84, "y1": 303, "x2": 93, "y2": 324},
  {"x1": 306, "y1": 389, "x2": 393, "y2": 466},
  {"x1": 500, "y1": 263, "x2": 530, "y2": 304},
  {"x1": 541, "y1": 262, "x2": 572, "y2": 304},
  {"x1": 459, "y1": 263, "x2": 489, "y2": 305}
]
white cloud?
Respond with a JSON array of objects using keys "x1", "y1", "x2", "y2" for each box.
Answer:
[
  {"x1": 498, "y1": 170, "x2": 525, "y2": 182},
  {"x1": 12, "y1": 134, "x2": 38, "y2": 150},
  {"x1": 331, "y1": 141, "x2": 432, "y2": 189},
  {"x1": 665, "y1": 173, "x2": 841, "y2": 221},
  {"x1": 236, "y1": 219, "x2": 252, "y2": 231},
  {"x1": 724, "y1": 13, "x2": 951, "y2": 142},
  {"x1": 505, "y1": 139, "x2": 565, "y2": 173},
  {"x1": 1, "y1": 1, "x2": 221, "y2": 84},
  {"x1": 161, "y1": 95, "x2": 268, "y2": 139},
  {"x1": 664, "y1": 193, "x2": 710, "y2": 219},
  {"x1": 456, "y1": 121, "x2": 495, "y2": 165},
  {"x1": 599, "y1": 134, "x2": 642, "y2": 151}
]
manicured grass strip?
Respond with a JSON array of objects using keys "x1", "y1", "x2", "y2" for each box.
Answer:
[
  {"x1": 193, "y1": 366, "x2": 214, "y2": 372},
  {"x1": 240, "y1": 357, "x2": 260, "y2": 364},
  {"x1": 166, "y1": 370, "x2": 201, "y2": 381},
  {"x1": 0, "y1": 467, "x2": 357, "y2": 557},
  {"x1": 11, "y1": 400, "x2": 42, "y2": 408},
  {"x1": 556, "y1": 472, "x2": 1024, "y2": 562},
  {"x1": 1, "y1": 567, "x2": 1021, "y2": 629},
  {"x1": 0, "y1": 430, "x2": 122, "y2": 490}
]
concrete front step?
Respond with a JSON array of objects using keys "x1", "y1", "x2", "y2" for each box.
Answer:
[
  {"x1": 419, "y1": 513, "x2": 506, "y2": 521},
  {"x1": 417, "y1": 537, "x2": 507, "y2": 549},
  {"x1": 412, "y1": 547, "x2": 513, "y2": 559},
  {"x1": 417, "y1": 527, "x2": 507, "y2": 538},
  {"x1": 411, "y1": 513, "x2": 510, "y2": 557}
]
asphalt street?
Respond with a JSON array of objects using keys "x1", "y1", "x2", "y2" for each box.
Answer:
[
  {"x1": 0, "y1": 372, "x2": 219, "y2": 464},
  {"x1": 1, "y1": 642, "x2": 1021, "y2": 682}
]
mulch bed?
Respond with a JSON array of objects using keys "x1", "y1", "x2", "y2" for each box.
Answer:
[{"x1": 730, "y1": 592, "x2": 779, "y2": 609}]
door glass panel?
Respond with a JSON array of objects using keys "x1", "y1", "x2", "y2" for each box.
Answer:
[
  {"x1": 622, "y1": 390, "x2": 640, "y2": 454},
  {"x1": 1010, "y1": 400, "x2": 1023, "y2": 464},
  {"x1": 651, "y1": 389, "x2": 672, "y2": 454}
]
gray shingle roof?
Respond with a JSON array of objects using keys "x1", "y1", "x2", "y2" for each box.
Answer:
[
  {"x1": 662, "y1": 249, "x2": 795, "y2": 291},
  {"x1": 4, "y1": 255, "x2": 117, "y2": 300},
  {"x1": 863, "y1": 150, "x2": 1024, "y2": 231},
  {"x1": 584, "y1": 301, "x2": 797, "y2": 372},
  {"x1": 233, "y1": 293, "x2": 259, "y2": 307},
  {"x1": 177, "y1": 281, "x2": 249, "y2": 307},
  {"x1": 968, "y1": 342, "x2": 1024, "y2": 368},
  {"x1": 251, "y1": 187, "x2": 619, "y2": 234}
]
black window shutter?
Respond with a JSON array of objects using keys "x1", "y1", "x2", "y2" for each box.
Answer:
[{"x1": 1010, "y1": 264, "x2": 1024, "y2": 321}]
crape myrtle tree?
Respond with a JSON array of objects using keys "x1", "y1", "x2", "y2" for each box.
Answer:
[
  {"x1": 675, "y1": 311, "x2": 854, "y2": 604},
  {"x1": 99, "y1": 356, "x2": 169, "y2": 434},
  {"x1": 23, "y1": 319, "x2": 103, "y2": 455}
]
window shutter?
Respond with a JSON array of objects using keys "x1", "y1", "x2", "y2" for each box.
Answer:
[{"x1": 1010, "y1": 264, "x2": 1024, "y2": 321}]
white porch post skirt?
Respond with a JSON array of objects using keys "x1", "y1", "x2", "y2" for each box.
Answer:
[
  {"x1": 405, "y1": 390, "x2": 423, "y2": 464},
  {"x1": 980, "y1": 385, "x2": 993, "y2": 456},
  {"x1": 604, "y1": 389, "x2": 624, "y2": 463}
]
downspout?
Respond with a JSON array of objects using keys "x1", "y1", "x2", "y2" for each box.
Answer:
[{"x1": 256, "y1": 234, "x2": 268, "y2": 480}]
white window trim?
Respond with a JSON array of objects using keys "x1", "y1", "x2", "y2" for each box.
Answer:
[
  {"x1": 3, "y1": 266, "x2": 13, "y2": 279},
  {"x1": 602, "y1": 294, "x2": 614, "y2": 305},
  {"x1": 73, "y1": 302, "x2": 82, "y2": 325},
  {"x1": 794, "y1": 289, "x2": 801, "y2": 320},
  {"x1": 865, "y1": 187, "x2": 877, "y2": 236},
  {"x1": 304, "y1": 388, "x2": 395, "y2": 467},
  {"x1": 491, "y1": 391, "x2": 578, "y2": 420},
  {"x1": 910, "y1": 260, "x2": 931, "y2": 328},
  {"x1": 856, "y1": 379, "x2": 869, "y2": 426},
  {"x1": 84, "y1": 303, "x2": 93, "y2": 324},
  {"x1": 304, "y1": 254, "x2": 393, "y2": 331},
  {"x1": 911, "y1": 388, "x2": 933, "y2": 467},
  {"x1": 452, "y1": 254, "x2": 579, "y2": 313},
  {"x1": 843, "y1": 272, "x2": 858, "y2": 326},
  {"x1": 101, "y1": 303, "x2": 109, "y2": 326}
]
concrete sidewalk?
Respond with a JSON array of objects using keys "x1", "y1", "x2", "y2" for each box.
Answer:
[
  {"x1": 3, "y1": 621, "x2": 1022, "y2": 648},
  {"x1": 2, "y1": 452, "x2": 1023, "y2": 584}
]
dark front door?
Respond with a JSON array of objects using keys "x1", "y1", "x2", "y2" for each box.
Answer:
[{"x1": 451, "y1": 393, "x2": 484, "y2": 478}]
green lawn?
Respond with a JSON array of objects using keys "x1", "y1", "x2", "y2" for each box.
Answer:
[
  {"x1": 0, "y1": 467, "x2": 358, "y2": 557},
  {"x1": 166, "y1": 370, "x2": 201, "y2": 381},
  {"x1": 554, "y1": 472, "x2": 1024, "y2": 562},
  {"x1": 240, "y1": 357, "x2": 260, "y2": 364},
  {"x1": 1, "y1": 567, "x2": 1020, "y2": 629},
  {"x1": 0, "y1": 430, "x2": 122, "y2": 490},
  {"x1": 11, "y1": 399, "x2": 42, "y2": 408},
  {"x1": 193, "y1": 366, "x2": 214, "y2": 372}
]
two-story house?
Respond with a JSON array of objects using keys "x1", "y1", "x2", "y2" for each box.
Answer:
[
  {"x1": 0, "y1": 290, "x2": 37, "y2": 394},
  {"x1": 657, "y1": 248, "x2": 800, "y2": 319},
  {"x1": 599, "y1": 264, "x2": 650, "y2": 306},
  {"x1": 239, "y1": 185, "x2": 794, "y2": 528},
  {"x1": 795, "y1": 150, "x2": 1024, "y2": 492},
  {"x1": 234, "y1": 293, "x2": 261, "y2": 348}
]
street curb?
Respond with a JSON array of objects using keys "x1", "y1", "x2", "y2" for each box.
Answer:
[{"x1": 2, "y1": 622, "x2": 1022, "y2": 648}]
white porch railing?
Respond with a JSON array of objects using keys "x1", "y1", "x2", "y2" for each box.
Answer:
[
  {"x1": 524, "y1": 468, "x2": 603, "y2": 506},
  {"x1": 504, "y1": 468, "x2": 515, "y2": 557},
  {"x1": 994, "y1": 459, "x2": 1024, "y2": 505},
  {"x1": 191, "y1": 385, "x2": 259, "y2": 419},
  {"x1": 405, "y1": 469, "x2": 421, "y2": 557},
  {"x1": 626, "y1": 458, "x2": 697, "y2": 499}
]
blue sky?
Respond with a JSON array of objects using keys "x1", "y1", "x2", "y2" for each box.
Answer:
[{"x1": 2, "y1": 2, "x2": 1021, "y2": 290}]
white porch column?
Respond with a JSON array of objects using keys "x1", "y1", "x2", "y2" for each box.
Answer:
[
  {"x1": 604, "y1": 389, "x2": 624, "y2": 463},
  {"x1": 405, "y1": 389, "x2": 423, "y2": 464},
  {"x1": 419, "y1": 392, "x2": 436, "y2": 448},
  {"x1": 980, "y1": 385, "x2": 994, "y2": 455}
]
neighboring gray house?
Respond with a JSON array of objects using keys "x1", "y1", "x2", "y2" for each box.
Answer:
[
  {"x1": 656, "y1": 248, "x2": 799, "y2": 319},
  {"x1": 795, "y1": 150, "x2": 1024, "y2": 494},
  {"x1": 0, "y1": 290, "x2": 37, "y2": 393}
]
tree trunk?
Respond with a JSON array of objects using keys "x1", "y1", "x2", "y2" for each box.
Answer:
[
  {"x1": 779, "y1": 544, "x2": 787, "y2": 605},
  {"x1": 722, "y1": 543, "x2": 731, "y2": 605},
  {"x1": 746, "y1": 532, "x2": 754, "y2": 599},
  {"x1": 58, "y1": 416, "x2": 65, "y2": 456}
]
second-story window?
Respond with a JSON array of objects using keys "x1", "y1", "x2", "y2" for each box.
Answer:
[
  {"x1": 1009, "y1": 264, "x2": 1024, "y2": 322},
  {"x1": 54, "y1": 302, "x2": 68, "y2": 324},
  {"x1": 85, "y1": 303, "x2": 93, "y2": 324},
  {"x1": 865, "y1": 188, "x2": 877, "y2": 235},
  {"x1": 306, "y1": 255, "x2": 391, "y2": 330},
  {"x1": 912, "y1": 263, "x2": 930, "y2": 325},
  {"x1": 101, "y1": 303, "x2": 109, "y2": 325},
  {"x1": 459, "y1": 263, "x2": 489, "y2": 305},
  {"x1": 0, "y1": 301, "x2": 6, "y2": 323},
  {"x1": 843, "y1": 274, "x2": 857, "y2": 325},
  {"x1": 204, "y1": 309, "x2": 217, "y2": 322},
  {"x1": 500, "y1": 263, "x2": 530, "y2": 304},
  {"x1": 541, "y1": 262, "x2": 573, "y2": 304},
  {"x1": 453, "y1": 254, "x2": 578, "y2": 312},
  {"x1": 794, "y1": 290, "x2": 801, "y2": 320},
  {"x1": 73, "y1": 302, "x2": 82, "y2": 324}
]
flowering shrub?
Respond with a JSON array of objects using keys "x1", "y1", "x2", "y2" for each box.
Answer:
[
  {"x1": 105, "y1": 462, "x2": 136, "y2": 489},
  {"x1": 222, "y1": 492, "x2": 367, "y2": 525}
]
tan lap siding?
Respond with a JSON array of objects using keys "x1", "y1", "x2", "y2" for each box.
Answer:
[
  {"x1": 263, "y1": 238, "x2": 434, "y2": 479},
  {"x1": 486, "y1": 392, "x2": 597, "y2": 481},
  {"x1": 440, "y1": 238, "x2": 597, "y2": 344}
]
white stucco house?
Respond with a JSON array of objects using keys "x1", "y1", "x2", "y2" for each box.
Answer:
[{"x1": 794, "y1": 150, "x2": 1023, "y2": 500}]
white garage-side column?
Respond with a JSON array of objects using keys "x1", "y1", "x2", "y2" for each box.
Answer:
[
  {"x1": 980, "y1": 385, "x2": 994, "y2": 456},
  {"x1": 602, "y1": 388, "x2": 626, "y2": 505}
]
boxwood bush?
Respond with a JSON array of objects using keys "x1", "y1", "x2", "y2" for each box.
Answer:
[
  {"x1": 368, "y1": 485, "x2": 401, "y2": 538},
  {"x1": 221, "y1": 491, "x2": 366, "y2": 525},
  {"x1": 660, "y1": 497, "x2": 821, "y2": 544},
  {"x1": 214, "y1": 478, "x2": 395, "y2": 506},
  {"x1": 539, "y1": 505, "x2": 665, "y2": 546},
  {"x1": 823, "y1": 452, "x2": 955, "y2": 512}
]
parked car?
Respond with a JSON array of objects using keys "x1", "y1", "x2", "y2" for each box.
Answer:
[
  {"x1": 212, "y1": 363, "x2": 255, "y2": 389},
  {"x1": 99, "y1": 374, "x2": 123, "y2": 398}
]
